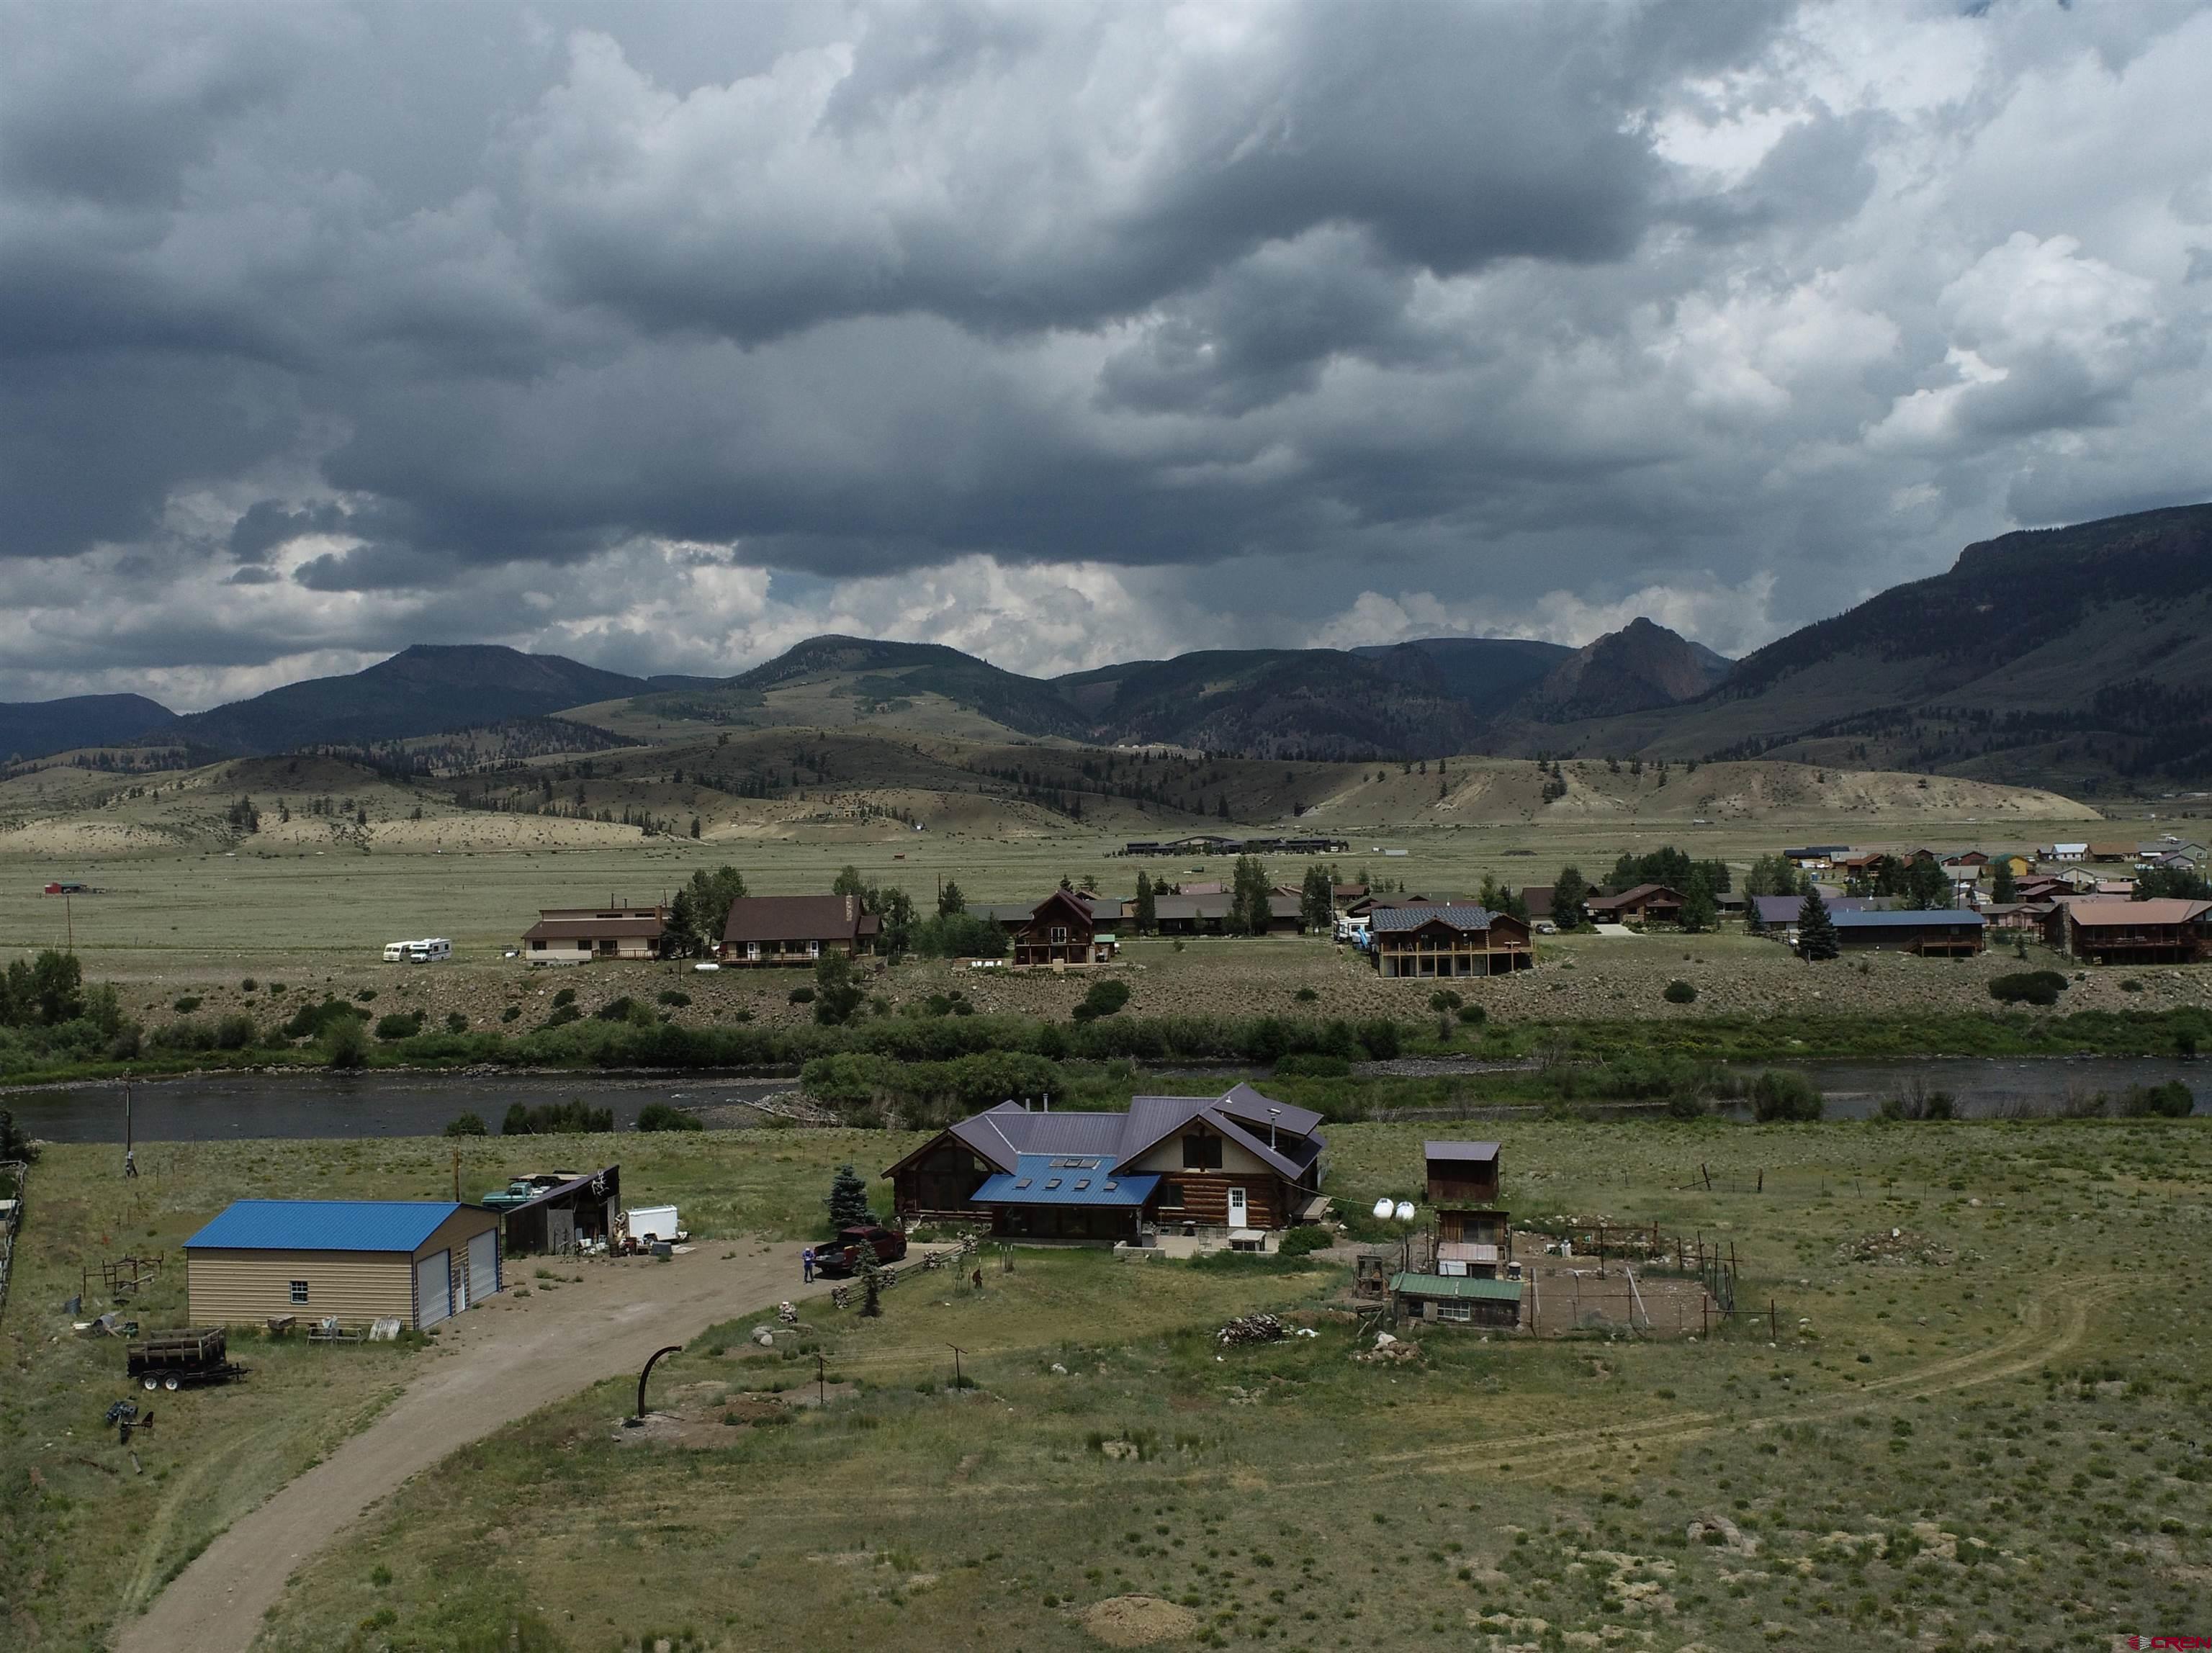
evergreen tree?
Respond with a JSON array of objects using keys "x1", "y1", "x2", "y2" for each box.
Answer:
[
  {"x1": 1133, "y1": 870, "x2": 1156, "y2": 934},
  {"x1": 1902, "y1": 859, "x2": 1952, "y2": 910},
  {"x1": 1298, "y1": 862, "x2": 1335, "y2": 933},
  {"x1": 1551, "y1": 865, "x2": 1590, "y2": 930},
  {"x1": 832, "y1": 865, "x2": 867, "y2": 898},
  {"x1": 826, "y1": 1163, "x2": 872, "y2": 1229},
  {"x1": 1796, "y1": 889, "x2": 1840, "y2": 962},
  {"x1": 1990, "y1": 858, "x2": 2018, "y2": 903},
  {"x1": 1678, "y1": 868, "x2": 1718, "y2": 934},
  {"x1": 937, "y1": 879, "x2": 966, "y2": 916}
]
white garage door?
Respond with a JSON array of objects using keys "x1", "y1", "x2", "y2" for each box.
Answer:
[
  {"x1": 467, "y1": 1228, "x2": 500, "y2": 1306},
  {"x1": 415, "y1": 1249, "x2": 452, "y2": 1328}
]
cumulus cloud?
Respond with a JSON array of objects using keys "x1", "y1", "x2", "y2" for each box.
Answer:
[{"x1": 1, "y1": 0, "x2": 2209, "y2": 703}]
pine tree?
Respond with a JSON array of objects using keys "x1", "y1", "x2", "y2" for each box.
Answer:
[
  {"x1": 1796, "y1": 890, "x2": 1840, "y2": 962},
  {"x1": 938, "y1": 879, "x2": 966, "y2": 916},
  {"x1": 1552, "y1": 865, "x2": 1589, "y2": 930},
  {"x1": 1298, "y1": 862, "x2": 1334, "y2": 933},
  {"x1": 1231, "y1": 854, "x2": 1272, "y2": 936},
  {"x1": 1990, "y1": 858, "x2": 2017, "y2": 903},
  {"x1": 826, "y1": 1163, "x2": 872, "y2": 1230},
  {"x1": 1679, "y1": 868, "x2": 1718, "y2": 934},
  {"x1": 1134, "y1": 870, "x2": 1156, "y2": 934}
]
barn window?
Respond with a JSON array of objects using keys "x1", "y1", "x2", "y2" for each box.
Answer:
[
  {"x1": 1437, "y1": 1301, "x2": 1472, "y2": 1323},
  {"x1": 289, "y1": 1280, "x2": 310, "y2": 1305},
  {"x1": 1182, "y1": 1134, "x2": 1222, "y2": 1171}
]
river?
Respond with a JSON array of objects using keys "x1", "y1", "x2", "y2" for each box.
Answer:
[{"x1": 1, "y1": 1054, "x2": 2200, "y2": 1142}]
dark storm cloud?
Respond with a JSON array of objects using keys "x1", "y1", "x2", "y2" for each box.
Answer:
[{"x1": 0, "y1": 0, "x2": 2207, "y2": 700}]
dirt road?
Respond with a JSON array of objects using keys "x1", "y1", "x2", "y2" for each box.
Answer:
[{"x1": 115, "y1": 1243, "x2": 827, "y2": 1653}]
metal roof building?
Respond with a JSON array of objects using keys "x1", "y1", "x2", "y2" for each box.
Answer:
[{"x1": 184, "y1": 1200, "x2": 502, "y2": 1330}]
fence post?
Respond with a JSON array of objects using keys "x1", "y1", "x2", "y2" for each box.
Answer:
[{"x1": 1769, "y1": 1299, "x2": 1778, "y2": 1341}]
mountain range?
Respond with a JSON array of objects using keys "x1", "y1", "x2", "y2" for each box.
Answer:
[{"x1": 4, "y1": 503, "x2": 2207, "y2": 788}]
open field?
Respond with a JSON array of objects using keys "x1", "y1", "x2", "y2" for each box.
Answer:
[{"x1": 7, "y1": 1116, "x2": 2196, "y2": 1653}]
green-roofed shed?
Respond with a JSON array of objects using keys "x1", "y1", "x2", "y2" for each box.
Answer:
[{"x1": 1389, "y1": 1269, "x2": 1523, "y2": 1328}]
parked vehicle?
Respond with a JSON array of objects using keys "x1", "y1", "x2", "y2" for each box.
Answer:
[
  {"x1": 127, "y1": 1328, "x2": 247, "y2": 1392},
  {"x1": 382, "y1": 937, "x2": 452, "y2": 963},
  {"x1": 816, "y1": 1225, "x2": 907, "y2": 1277}
]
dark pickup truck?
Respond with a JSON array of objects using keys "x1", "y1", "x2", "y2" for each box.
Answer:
[{"x1": 816, "y1": 1225, "x2": 908, "y2": 1277}]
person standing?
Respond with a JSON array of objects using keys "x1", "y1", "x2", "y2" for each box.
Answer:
[{"x1": 801, "y1": 1246, "x2": 814, "y2": 1284}]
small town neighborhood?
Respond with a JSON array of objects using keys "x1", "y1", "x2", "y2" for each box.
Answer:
[{"x1": 505, "y1": 830, "x2": 2212, "y2": 974}]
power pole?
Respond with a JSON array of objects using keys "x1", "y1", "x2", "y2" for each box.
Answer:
[{"x1": 948, "y1": 1343, "x2": 965, "y2": 1388}]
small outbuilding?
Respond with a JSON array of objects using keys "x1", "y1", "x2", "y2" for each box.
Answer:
[
  {"x1": 1390, "y1": 1271, "x2": 1523, "y2": 1328},
  {"x1": 184, "y1": 1200, "x2": 502, "y2": 1329},
  {"x1": 487, "y1": 1166, "x2": 621, "y2": 1255}
]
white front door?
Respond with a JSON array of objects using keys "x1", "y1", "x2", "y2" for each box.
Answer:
[
  {"x1": 1226, "y1": 1186, "x2": 1249, "y2": 1229},
  {"x1": 415, "y1": 1250, "x2": 452, "y2": 1328},
  {"x1": 467, "y1": 1228, "x2": 500, "y2": 1305}
]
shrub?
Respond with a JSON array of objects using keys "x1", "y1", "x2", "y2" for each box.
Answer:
[
  {"x1": 2120, "y1": 1081, "x2": 2193, "y2": 1118},
  {"x1": 657, "y1": 989, "x2": 692, "y2": 1007},
  {"x1": 1456, "y1": 1004, "x2": 1487, "y2": 1025},
  {"x1": 375, "y1": 1011, "x2": 426, "y2": 1041},
  {"x1": 1071, "y1": 979, "x2": 1132, "y2": 1023},
  {"x1": 148, "y1": 1017, "x2": 215, "y2": 1053},
  {"x1": 593, "y1": 995, "x2": 641, "y2": 1022},
  {"x1": 1663, "y1": 979, "x2": 1697, "y2": 1004},
  {"x1": 1273, "y1": 1053, "x2": 1351, "y2": 1078},
  {"x1": 444, "y1": 1012, "x2": 469, "y2": 1034},
  {"x1": 635, "y1": 1102, "x2": 704, "y2": 1132},
  {"x1": 499, "y1": 1005, "x2": 521, "y2": 1023},
  {"x1": 355, "y1": 988, "x2": 377, "y2": 1003},
  {"x1": 503, "y1": 1100, "x2": 613, "y2": 1135},
  {"x1": 1294, "y1": 986, "x2": 1318, "y2": 1002},
  {"x1": 280, "y1": 996, "x2": 363, "y2": 1040},
  {"x1": 240, "y1": 978, "x2": 258, "y2": 992},
  {"x1": 171, "y1": 995, "x2": 202, "y2": 1014},
  {"x1": 789, "y1": 986, "x2": 816, "y2": 1005},
  {"x1": 1276, "y1": 1225, "x2": 1336, "y2": 1257},
  {"x1": 551, "y1": 986, "x2": 577, "y2": 1008},
  {"x1": 1989, "y1": 970, "x2": 2069, "y2": 1007},
  {"x1": 324, "y1": 1015, "x2": 369, "y2": 1069},
  {"x1": 444, "y1": 1112, "x2": 488, "y2": 1137},
  {"x1": 1750, "y1": 1068, "x2": 1822, "y2": 1122},
  {"x1": 2121, "y1": 978, "x2": 2144, "y2": 993},
  {"x1": 909, "y1": 913, "x2": 1009, "y2": 960},
  {"x1": 213, "y1": 1012, "x2": 257, "y2": 1051},
  {"x1": 541, "y1": 1003, "x2": 582, "y2": 1029}
]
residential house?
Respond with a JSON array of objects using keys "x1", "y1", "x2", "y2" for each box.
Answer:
[
  {"x1": 1828, "y1": 908, "x2": 1985, "y2": 956},
  {"x1": 1368, "y1": 904, "x2": 1534, "y2": 978},
  {"x1": 1005, "y1": 888, "x2": 1117, "y2": 966},
  {"x1": 719, "y1": 894, "x2": 879, "y2": 966},
  {"x1": 1150, "y1": 893, "x2": 1303, "y2": 934},
  {"x1": 1995, "y1": 853, "x2": 2035, "y2": 878},
  {"x1": 1585, "y1": 883, "x2": 1685, "y2": 925},
  {"x1": 1782, "y1": 845, "x2": 1850, "y2": 869},
  {"x1": 521, "y1": 902, "x2": 670, "y2": 963},
  {"x1": 2086, "y1": 842, "x2": 2139, "y2": 863},
  {"x1": 1977, "y1": 903, "x2": 2043, "y2": 934},
  {"x1": 2059, "y1": 898, "x2": 2212, "y2": 965},
  {"x1": 881, "y1": 1086, "x2": 1326, "y2": 1240},
  {"x1": 1520, "y1": 886, "x2": 1555, "y2": 922},
  {"x1": 2044, "y1": 842, "x2": 2089, "y2": 862}
]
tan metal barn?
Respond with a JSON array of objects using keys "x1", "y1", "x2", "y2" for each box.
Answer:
[{"x1": 184, "y1": 1200, "x2": 503, "y2": 1329}]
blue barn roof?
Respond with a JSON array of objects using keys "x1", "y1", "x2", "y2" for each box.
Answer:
[{"x1": 184, "y1": 1199, "x2": 485, "y2": 1253}]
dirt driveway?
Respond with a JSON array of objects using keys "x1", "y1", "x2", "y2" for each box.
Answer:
[{"x1": 116, "y1": 1242, "x2": 828, "y2": 1653}]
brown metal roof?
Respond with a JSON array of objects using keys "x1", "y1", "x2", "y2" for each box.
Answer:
[
  {"x1": 523, "y1": 916, "x2": 665, "y2": 941},
  {"x1": 2067, "y1": 898, "x2": 2211, "y2": 927},
  {"x1": 721, "y1": 893, "x2": 870, "y2": 944}
]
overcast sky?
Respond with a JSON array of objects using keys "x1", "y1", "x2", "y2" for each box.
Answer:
[{"x1": 3, "y1": 1, "x2": 2208, "y2": 708}]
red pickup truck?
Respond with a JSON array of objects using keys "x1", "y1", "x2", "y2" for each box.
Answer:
[{"x1": 817, "y1": 1225, "x2": 907, "y2": 1277}]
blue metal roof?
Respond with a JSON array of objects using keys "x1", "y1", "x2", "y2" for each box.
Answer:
[
  {"x1": 970, "y1": 1155, "x2": 1161, "y2": 1207},
  {"x1": 184, "y1": 1199, "x2": 483, "y2": 1253},
  {"x1": 1829, "y1": 908, "x2": 1984, "y2": 929}
]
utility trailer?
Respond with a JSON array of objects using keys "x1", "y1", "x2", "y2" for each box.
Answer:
[{"x1": 127, "y1": 1327, "x2": 248, "y2": 1392}]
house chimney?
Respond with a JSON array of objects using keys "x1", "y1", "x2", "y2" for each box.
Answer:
[{"x1": 1040, "y1": 1094, "x2": 1049, "y2": 1113}]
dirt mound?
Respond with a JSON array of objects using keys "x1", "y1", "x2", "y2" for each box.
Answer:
[
  {"x1": 1082, "y1": 1595, "x2": 1199, "y2": 1646},
  {"x1": 1837, "y1": 1228, "x2": 1956, "y2": 1266}
]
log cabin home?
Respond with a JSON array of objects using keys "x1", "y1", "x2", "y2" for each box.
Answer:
[
  {"x1": 1006, "y1": 888, "x2": 1117, "y2": 966},
  {"x1": 881, "y1": 1086, "x2": 1326, "y2": 1242},
  {"x1": 719, "y1": 894, "x2": 879, "y2": 965},
  {"x1": 1367, "y1": 904, "x2": 1533, "y2": 977},
  {"x1": 1828, "y1": 907, "x2": 1985, "y2": 956}
]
